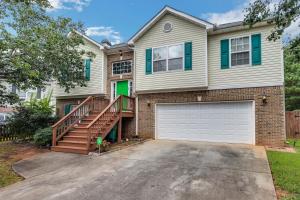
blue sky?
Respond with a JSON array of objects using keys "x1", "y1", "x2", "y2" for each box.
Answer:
[{"x1": 48, "y1": 0, "x2": 299, "y2": 44}]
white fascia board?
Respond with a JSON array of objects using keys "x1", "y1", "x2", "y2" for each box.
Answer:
[
  {"x1": 68, "y1": 30, "x2": 104, "y2": 49},
  {"x1": 128, "y1": 6, "x2": 213, "y2": 44}
]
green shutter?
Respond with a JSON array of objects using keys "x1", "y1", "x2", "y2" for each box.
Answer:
[
  {"x1": 85, "y1": 59, "x2": 91, "y2": 81},
  {"x1": 184, "y1": 42, "x2": 192, "y2": 70},
  {"x1": 220, "y1": 39, "x2": 229, "y2": 69},
  {"x1": 64, "y1": 104, "x2": 71, "y2": 115},
  {"x1": 251, "y1": 34, "x2": 261, "y2": 65},
  {"x1": 145, "y1": 48, "x2": 152, "y2": 74}
]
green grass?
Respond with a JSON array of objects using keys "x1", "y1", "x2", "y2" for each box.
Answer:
[
  {"x1": 267, "y1": 139, "x2": 300, "y2": 200},
  {"x1": 0, "y1": 143, "x2": 23, "y2": 188},
  {"x1": 287, "y1": 139, "x2": 300, "y2": 152}
]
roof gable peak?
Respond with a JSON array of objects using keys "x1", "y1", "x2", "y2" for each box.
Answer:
[{"x1": 128, "y1": 6, "x2": 213, "y2": 44}]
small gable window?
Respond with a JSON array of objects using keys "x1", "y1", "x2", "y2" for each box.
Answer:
[
  {"x1": 112, "y1": 60, "x2": 132, "y2": 75},
  {"x1": 153, "y1": 44, "x2": 183, "y2": 72},
  {"x1": 230, "y1": 36, "x2": 250, "y2": 66}
]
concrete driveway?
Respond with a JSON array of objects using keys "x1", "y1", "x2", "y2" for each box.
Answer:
[{"x1": 0, "y1": 140, "x2": 276, "y2": 200}]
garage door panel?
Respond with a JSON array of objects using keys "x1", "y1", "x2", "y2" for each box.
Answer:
[{"x1": 156, "y1": 102, "x2": 254, "y2": 144}]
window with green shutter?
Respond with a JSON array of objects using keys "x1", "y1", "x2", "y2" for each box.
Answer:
[
  {"x1": 85, "y1": 59, "x2": 91, "y2": 81},
  {"x1": 64, "y1": 104, "x2": 71, "y2": 115},
  {"x1": 145, "y1": 48, "x2": 152, "y2": 74},
  {"x1": 251, "y1": 34, "x2": 261, "y2": 65},
  {"x1": 220, "y1": 39, "x2": 229, "y2": 69},
  {"x1": 184, "y1": 42, "x2": 192, "y2": 70}
]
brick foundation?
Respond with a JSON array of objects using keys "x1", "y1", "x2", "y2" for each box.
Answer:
[{"x1": 137, "y1": 86, "x2": 285, "y2": 146}]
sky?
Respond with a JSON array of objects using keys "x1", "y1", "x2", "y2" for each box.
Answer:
[{"x1": 47, "y1": 0, "x2": 300, "y2": 44}]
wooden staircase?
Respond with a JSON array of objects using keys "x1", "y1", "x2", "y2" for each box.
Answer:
[{"x1": 51, "y1": 95, "x2": 134, "y2": 154}]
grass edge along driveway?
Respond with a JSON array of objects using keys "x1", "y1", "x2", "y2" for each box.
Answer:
[{"x1": 267, "y1": 140, "x2": 300, "y2": 200}]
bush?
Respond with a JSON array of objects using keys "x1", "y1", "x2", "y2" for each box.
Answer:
[
  {"x1": 33, "y1": 127, "x2": 52, "y2": 146},
  {"x1": 7, "y1": 91, "x2": 58, "y2": 138}
]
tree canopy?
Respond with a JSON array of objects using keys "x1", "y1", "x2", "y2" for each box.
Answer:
[
  {"x1": 284, "y1": 37, "x2": 300, "y2": 110},
  {"x1": 244, "y1": 0, "x2": 300, "y2": 41},
  {"x1": 0, "y1": 0, "x2": 94, "y2": 105}
]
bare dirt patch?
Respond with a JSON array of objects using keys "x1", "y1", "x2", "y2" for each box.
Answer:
[
  {"x1": 266, "y1": 146, "x2": 296, "y2": 153},
  {"x1": 0, "y1": 141, "x2": 49, "y2": 187}
]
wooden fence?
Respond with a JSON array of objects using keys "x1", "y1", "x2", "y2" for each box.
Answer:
[
  {"x1": 0, "y1": 124, "x2": 17, "y2": 141},
  {"x1": 286, "y1": 111, "x2": 300, "y2": 139}
]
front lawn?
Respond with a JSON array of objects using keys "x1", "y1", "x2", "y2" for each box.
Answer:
[
  {"x1": 0, "y1": 142, "x2": 23, "y2": 187},
  {"x1": 267, "y1": 140, "x2": 300, "y2": 200}
]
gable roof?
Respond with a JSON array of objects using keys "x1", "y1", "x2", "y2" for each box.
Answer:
[
  {"x1": 70, "y1": 30, "x2": 104, "y2": 49},
  {"x1": 128, "y1": 6, "x2": 214, "y2": 44}
]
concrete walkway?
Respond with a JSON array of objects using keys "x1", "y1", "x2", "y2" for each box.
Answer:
[{"x1": 0, "y1": 140, "x2": 276, "y2": 200}]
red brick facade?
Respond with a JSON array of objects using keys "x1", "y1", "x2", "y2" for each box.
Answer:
[{"x1": 137, "y1": 86, "x2": 285, "y2": 146}]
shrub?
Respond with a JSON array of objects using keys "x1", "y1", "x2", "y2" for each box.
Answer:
[
  {"x1": 33, "y1": 127, "x2": 52, "y2": 146},
  {"x1": 7, "y1": 91, "x2": 58, "y2": 138}
]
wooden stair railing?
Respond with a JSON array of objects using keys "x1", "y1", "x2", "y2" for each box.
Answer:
[
  {"x1": 52, "y1": 96, "x2": 95, "y2": 147},
  {"x1": 86, "y1": 95, "x2": 135, "y2": 150}
]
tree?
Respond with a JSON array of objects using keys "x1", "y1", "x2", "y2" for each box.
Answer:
[
  {"x1": 244, "y1": 0, "x2": 300, "y2": 41},
  {"x1": 284, "y1": 36, "x2": 300, "y2": 110},
  {"x1": 0, "y1": 0, "x2": 94, "y2": 105}
]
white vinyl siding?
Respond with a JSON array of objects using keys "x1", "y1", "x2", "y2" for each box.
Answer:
[
  {"x1": 53, "y1": 39, "x2": 105, "y2": 97},
  {"x1": 135, "y1": 13, "x2": 208, "y2": 92},
  {"x1": 208, "y1": 25, "x2": 283, "y2": 90}
]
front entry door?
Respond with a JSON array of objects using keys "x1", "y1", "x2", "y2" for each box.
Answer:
[
  {"x1": 112, "y1": 80, "x2": 129, "y2": 110},
  {"x1": 116, "y1": 80, "x2": 128, "y2": 97}
]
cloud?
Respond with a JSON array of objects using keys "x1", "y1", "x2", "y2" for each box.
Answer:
[
  {"x1": 48, "y1": 0, "x2": 91, "y2": 12},
  {"x1": 284, "y1": 18, "x2": 300, "y2": 40},
  {"x1": 202, "y1": 1, "x2": 252, "y2": 25},
  {"x1": 203, "y1": 0, "x2": 299, "y2": 39},
  {"x1": 85, "y1": 26, "x2": 122, "y2": 45}
]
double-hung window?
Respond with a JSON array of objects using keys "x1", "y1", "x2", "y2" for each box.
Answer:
[
  {"x1": 112, "y1": 60, "x2": 132, "y2": 75},
  {"x1": 230, "y1": 36, "x2": 250, "y2": 66},
  {"x1": 153, "y1": 44, "x2": 183, "y2": 72}
]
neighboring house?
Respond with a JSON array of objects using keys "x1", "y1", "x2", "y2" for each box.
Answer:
[
  {"x1": 0, "y1": 83, "x2": 54, "y2": 123},
  {"x1": 52, "y1": 6, "x2": 285, "y2": 154}
]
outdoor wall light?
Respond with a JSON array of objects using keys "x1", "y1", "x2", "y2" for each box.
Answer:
[
  {"x1": 146, "y1": 100, "x2": 151, "y2": 107},
  {"x1": 119, "y1": 50, "x2": 123, "y2": 60},
  {"x1": 262, "y1": 95, "x2": 267, "y2": 104}
]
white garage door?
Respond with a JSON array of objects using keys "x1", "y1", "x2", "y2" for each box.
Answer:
[{"x1": 156, "y1": 102, "x2": 255, "y2": 144}]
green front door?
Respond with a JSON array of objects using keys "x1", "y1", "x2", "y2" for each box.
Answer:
[
  {"x1": 116, "y1": 80, "x2": 128, "y2": 96},
  {"x1": 116, "y1": 80, "x2": 128, "y2": 110}
]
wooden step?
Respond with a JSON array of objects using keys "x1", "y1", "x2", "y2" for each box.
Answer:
[
  {"x1": 51, "y1": 146, "x2": 88, "y2": 154},
  {"x1": 72, "y1": 127, "x2": 89, "y2": 130},
  {"x1": 76, "y1": 123, "x2": 89, "y2": 128},
  {"x1": 68, "y1": 130, "x2": 88, "y2": 134},
  {"x1": 84, "y1": 116, "x2": 98, "y2": 120},
  {"x1": 67, "y1": 132, "x2": 88, "y2": 136},
  {"x1": 63, "y1": 135, "x2": 88, "y2": 142},
  {"x1": 58, "y1": 140, "x2": 88, "y2": 148}
]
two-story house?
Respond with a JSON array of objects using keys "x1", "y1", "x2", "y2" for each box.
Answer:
[{"x1": 52, "y1": 6, "x2": 285, "y2": 154}]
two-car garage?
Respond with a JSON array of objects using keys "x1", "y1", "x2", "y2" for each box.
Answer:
[{"x1": 156, "y1": 101, "x2": 255, "y2": 144}]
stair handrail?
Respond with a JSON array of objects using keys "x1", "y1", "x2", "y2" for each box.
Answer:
[
  {"x1": 52, "y1": 96, "x2": 94, "y2": 146},
  {"x1": 85, "y1": 95, "x2": 123, "y2": 150},
  {"x1": 86, "y1": 95, "x2": 121, "y2": 129}
]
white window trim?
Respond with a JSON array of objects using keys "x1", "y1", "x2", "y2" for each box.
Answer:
[
  {"x1": 229, "y1": 35, "x2": 251, "y2": 68},
  {"x1": 151, "y1": 43, "x2": 185, "y2": 74},
  {"x1": 112, "y1": 60, "x2": 133, "y2": 76}
]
